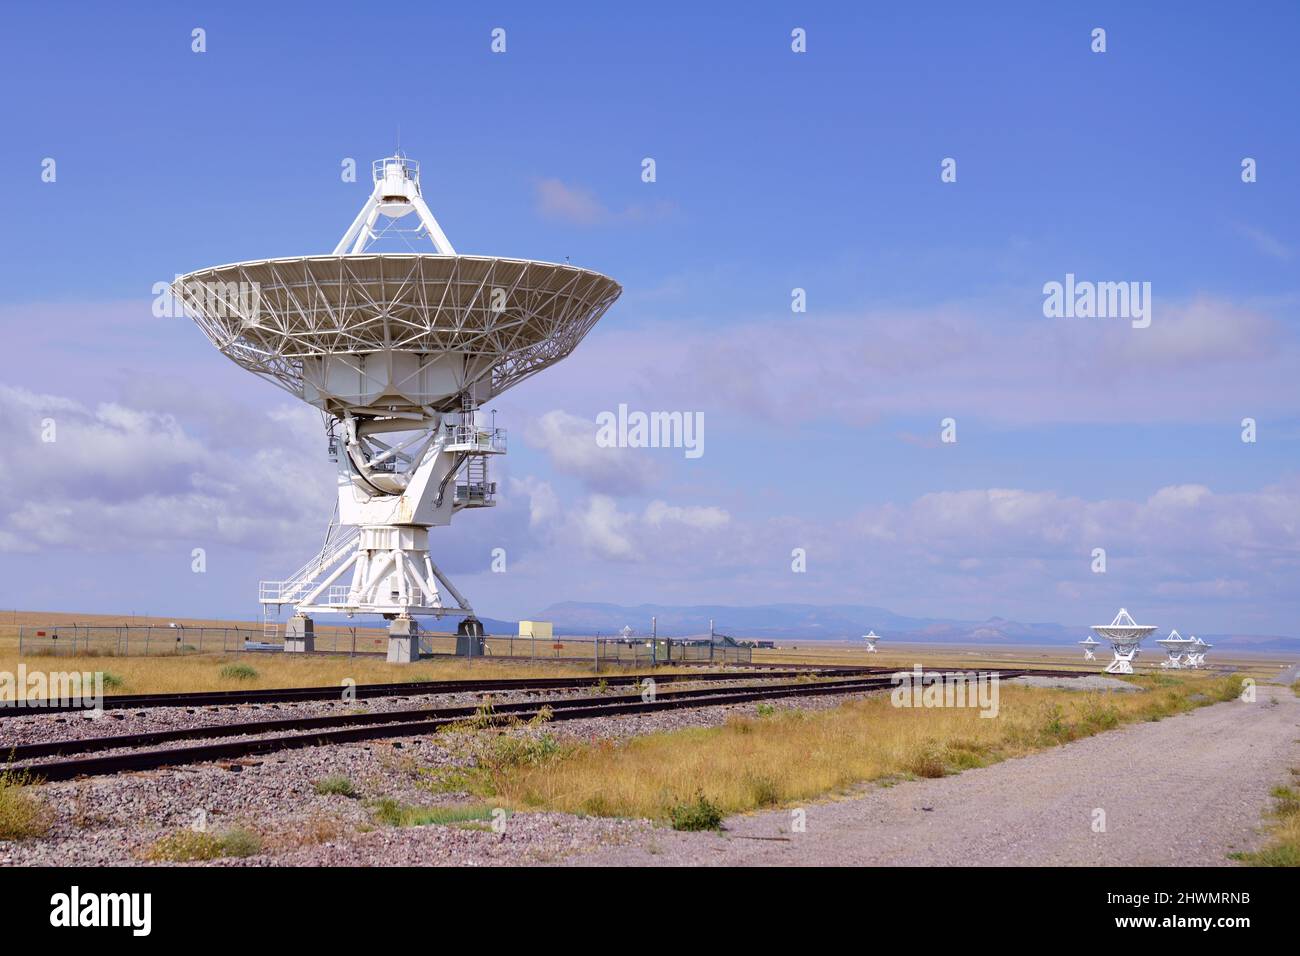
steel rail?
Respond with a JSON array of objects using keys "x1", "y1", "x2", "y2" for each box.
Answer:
[
  {"x1": 7, "y1": 674, "x2": 919, "y2": 781},
  {"x1": 7, "y1": 675, "x2": 905, "y2": 762},
  {"x1": 0, "y1": 667, "x2": 884, "y2": 717}
]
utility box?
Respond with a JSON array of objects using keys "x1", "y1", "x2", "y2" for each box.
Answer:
[{"x1": 518, "y1": 620, "x2": 553, "y2": 640}]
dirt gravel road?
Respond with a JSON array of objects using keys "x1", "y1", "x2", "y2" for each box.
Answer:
[{"x1": 565, "y1": 684, "x2": 1300, "y2": 866}]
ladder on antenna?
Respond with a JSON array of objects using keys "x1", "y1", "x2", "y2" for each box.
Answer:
[
  {"x1": 456, "y1": 455, "x2": 495, "y2": 506},
  {"x1": 466, "y1": 455, "x2": 488, "y2": 490},
  {"x1": 262, "y1": 605, "x2": 281, "y2": 642}
]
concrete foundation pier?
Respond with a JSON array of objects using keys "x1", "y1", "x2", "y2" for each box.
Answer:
[
  {"x1": 283, "y1": 615, "x2": 315, "y2": 653},
  {"x1": 387, "y1": 617, "x2": 420, "y2": 663},
  {"x1": 455, "y1": 616, "x2": 485, "y2": 657}
]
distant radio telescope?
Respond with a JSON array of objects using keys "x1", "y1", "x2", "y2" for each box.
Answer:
[
  {"x1": 1155, "y1": 629, "x2": 1197, "y2": 669},
  {"x1": 176, "y1": 155, "x2": 620, "y2": 661},
  {"x1": 1089, "y1": 607, "x2": 1157, "y2": 675},
  {"x1": 862, "y1": 630, "x2": 880, "y2": 653}
]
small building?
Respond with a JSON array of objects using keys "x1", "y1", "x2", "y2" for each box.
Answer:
[{"x1": 518, "y1": 620, "x2": 553, "y2": 640}]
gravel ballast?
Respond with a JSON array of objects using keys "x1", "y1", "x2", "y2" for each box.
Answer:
[
  {"x1": 1007, "y1": 674, "x2": 1139, "y2": 692},
  {"x1": 0, "y1": 686, "x2": 885, "y2": 866}
]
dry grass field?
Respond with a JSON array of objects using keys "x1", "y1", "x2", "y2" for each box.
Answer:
[
  {"x1": 0, "y1": 610, "x2": 712, "y2": 695},
  {"x1": 1232, "y1": 682, "x2": 1300, "y2": 866},
  {"x1": 0, "y1": 653, "x2": 620, "y2": 698},
  {"x1": 0, "y1": 610, "x2": 1291, "y2": 695},
  {"x1": 447, "y1": 671, "x2": 1247, "y2": 825}
]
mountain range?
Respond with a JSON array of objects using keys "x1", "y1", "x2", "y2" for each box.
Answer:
[{"x1": 476, "y1": 601, "x2": 1299, "y2": 654}]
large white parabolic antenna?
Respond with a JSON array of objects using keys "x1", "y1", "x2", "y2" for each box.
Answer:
[
  {"x1": 1155, "y1": 629, "x2": 1197, "y2": 669},
  {"x1": 1089, "y1": 607, "x2": 1157, "y2": 675},
  {"x1": 175, "y1": 155, "x2": 621, "y2": 660}
]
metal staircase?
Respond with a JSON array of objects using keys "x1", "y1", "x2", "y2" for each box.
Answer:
[
  {"x1": 456, "y1": 454, "x2": 496, "y2": 506},
  {"x1": 259, "y1": 518, "x2": 361, "y2": 606}
]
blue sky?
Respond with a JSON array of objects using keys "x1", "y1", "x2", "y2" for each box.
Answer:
[{"x1": 1, "y1": 1, "x2": 1297, "y2": 635}]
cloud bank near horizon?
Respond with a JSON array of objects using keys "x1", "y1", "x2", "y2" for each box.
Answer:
[{"x1": 2, "y1": 353, "x2": 1295, "y2": 634}]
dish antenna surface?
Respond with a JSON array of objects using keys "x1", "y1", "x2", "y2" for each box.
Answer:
[
  {"x1": 1089, "y1": 607, "x2": 1157, "y2": 675},
  {"x1": 176, "y1": 155, "x2": 621, "y2": 660}
]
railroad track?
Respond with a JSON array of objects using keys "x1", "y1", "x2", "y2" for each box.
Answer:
[
  {"x1": 0, "y1": 664, "x2": 1090, "y2": 718},
  {"x1": 2, "y1": 666, "x2": 1106, "y2": 782},
  {"x1": 7, "y1": 672, "x2": 945, "y2": 782},
  {"x1": 0, "y1": 667, "x2": 883, "y2": 717}
]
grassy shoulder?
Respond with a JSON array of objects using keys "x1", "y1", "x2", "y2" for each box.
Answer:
[
  {"x1": 430, "y1": 673, "x2": 1244, "y2": 829},
  {"x1": 1232, "y1": 770, "x2": 1300, "y2": 867},
  {"x1": 0, "y1": 769, "x2": 53, "y2": 841},
  {"x1": 142, "y1": 827, "x2": 263, "y2": 862}
]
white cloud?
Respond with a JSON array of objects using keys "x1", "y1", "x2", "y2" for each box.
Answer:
[
  {"x1": 533, "y1": 178, "x2": 677, "y2": 228},
  {"x1": 524, "y1": 409, "x2": 658, "y2": 494},
  {"x1": 510, "y1": 475, "x2": 561, "y2": 530},
  {"x1": 644, "y1": 499, "x2": 729, "y2": 530},
  {"x1": 493, "y1": 477, "x2": 1300, "y2": 630},
  {"x1": 0, "y1": 384, "x2": 331, "y2": 555},
  {"x1": 1236, "y1": 223, "x2": 1292, "y2": 261},
  {"x1": 507, "y1": 295, "x2": 1299, "y2": 427},
  {"x1": 574, "y1": 495, "x2": 636, "y2": 559},
  {"x1": 535, "y1": 178, "x2": 610, "y2": 226},
  {"x1": 513, "y1": 487, "x2": 733, "y2": 564}
]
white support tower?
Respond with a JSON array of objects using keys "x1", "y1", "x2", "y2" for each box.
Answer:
[
  {"x1": 1090, "y1": 608, "x2": 1157, "y2": 675},
  {"x1": 177, "y1": 154, "x2": 621, "y2": 660},
  {"x1": 862, "y1": 630, "x2": 880, "y2": 653},
  {"x1": 1078, "y1": 635, "x2": 1100, "y2": 661}
]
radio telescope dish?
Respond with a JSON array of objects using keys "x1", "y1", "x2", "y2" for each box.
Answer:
[
  {"x1": 175, "y1": 154, "x2": 621, "y2": 661},
  {"x1": 177, "y1": 253, "x2": 619, "y2": 413},
  {"x1": 1090, "y1": 608, "x2": 1157, "y2": 675},
  {"x1": 862, "y1": 630, "x2": 880, "y2": 653},
  {"x1": 1077, "y1": 635, "x2": 1100, "y2": 661},
  {"x1": 1155, "y1": 629, "x2": 1197, "y2": 669}
]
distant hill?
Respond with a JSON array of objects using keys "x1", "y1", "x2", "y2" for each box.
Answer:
[{"x1": 500, "y1": 601, "x2": 1300, "y2": 654}]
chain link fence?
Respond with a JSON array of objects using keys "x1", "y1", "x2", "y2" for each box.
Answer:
[
  {"x1": 471, "y1": 636, "x2": 751, "y2": 666},
  {"x1": 18, "y1": 624, "x2": 262, "y2": 657},
  {"x1": 16, "y1": 625, "x2": 752, "y2": 666}
]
